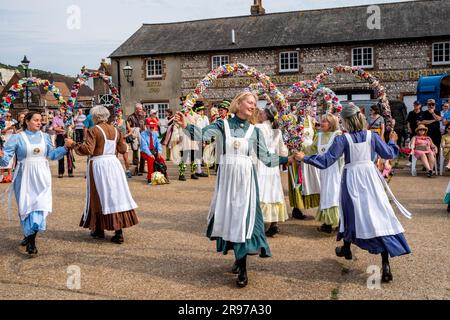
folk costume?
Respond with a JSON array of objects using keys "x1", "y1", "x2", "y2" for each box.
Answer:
[
  {"x1": 0, "y1": 130, "x2": 67, "y2": 254},
  {"x1": 75, "y1": 122, "x2": 138, "y2": 243},
  {"x1": 185, "y1": 115, "x2": 288, "y2": 287},
  {"x1": 303, "y1": 129, "x2": 412, "y2": 282},
  {"x1": 303, "y1": 130, "x2": 343, "y2": 233},
  {"x1": 444, "y1": 180, "x2": 450, "y2": 213},
  {"x1": 288, "y1": 116, "x2": 320, "y2": 219},
  {"x1": 255, "y1": 120, "x2": 288, "y2": 236}
]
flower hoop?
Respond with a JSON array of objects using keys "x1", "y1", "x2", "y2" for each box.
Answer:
[
  {"x1": 314, "y1": 65, "x2": 390, "y2": 118},
  {"x1": 1, "y1": 78, "x2": 67, "y2": 129},
  {"x1": 68, "y1": 66, "x2": 121, "y2": 115},
  {"x1": 183, "y1": 63, "x2": 302, "y2": 150}
]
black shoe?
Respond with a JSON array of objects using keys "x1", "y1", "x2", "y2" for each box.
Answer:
[
  {"x1": 191, "y1": 174, "x2": 199, "y2": 180},
  {"x1": 231, "y1": 261, "x2": 239, "y2": 274},
  {"x1": 137, "y1": 172, "x2": 143, "y2": 176},
  {"x1": 179, "y1": 175, "x2": 186, "y2": 181},
  {"x1": 26, "y1": 242, "x2": 38, "y2": 255},
  {"x1": 111, "y1": 234, "x2": 124, "y2": 244},
  {"x1": 195, "y1": 172, "x2": 208, "y2": 177},
  {"x1": 20, "y1": 237, "x2": 29, "y2": 246},
  {"x1": 111, "y1": 230, "x2": 124, "y2": 244},
  {"x1": 90, "y1": 229, "x2": 105, "y2": 239},
  {"x1": 447, "y1": 203, "x2": 450, "y2": 213},
  {"x1": 265, "y1": 225, "x2": 280, "y2": 237},
  {"x1": 381, "y1": 263, "x2": 393, "y2": 283},
  {"x1": 335, "y1": 246, "x2": 352, "y2": 260},
  {"x1": 236, "y1": 268, "x2": 248, "y2": 288},
  {"x1": 292, "y1": 208, "x2": 306, "y2": 220},
  {"x1": 427, "y1": 170, "x2": 433, "y2": 178},
  {"x1": 318, "y1": 224, "x2": 332, "y2": 234},
  {"x1": 26, "y1": 233, "x2": 38, "y2": 255},
  {"x1": 147, "y1": 179, "x2": 152, "y2": 184}
]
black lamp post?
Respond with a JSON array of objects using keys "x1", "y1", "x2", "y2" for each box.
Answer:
[
  {"x1": 123, "y1": 61, "x2": 134, "y2": 87},
  {"x1": 21, "y1": 55, "x2": 30, "y2": 109}
]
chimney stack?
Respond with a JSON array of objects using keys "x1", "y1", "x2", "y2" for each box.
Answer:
[{"x1": 251, "y1": 0, "x2": 265, "y2": 16}]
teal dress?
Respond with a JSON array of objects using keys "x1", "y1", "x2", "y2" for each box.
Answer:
[{"x1": 186, "y1": 116, "x2": 288, "y2": 260}]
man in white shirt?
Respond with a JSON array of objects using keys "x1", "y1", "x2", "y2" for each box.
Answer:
[{"x1": 193, "y1": 101, "x2": 209, "y2": 177}]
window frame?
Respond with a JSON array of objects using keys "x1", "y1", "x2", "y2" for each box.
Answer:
[
  {"x1": 211, "y1": 55, "x2": 230, "y2": 69},
  {"x1": 351, "y1": 47, "x2": 374, "y2": 68},
  {"x1": 146, "y1": 59, "x2": 163, "y2": 78},
  {"x1": 432, "y1": 42, "x2": 450, "y2": 66},
  {"x1": 279, "y1": 51, "x2": 299, "y2": 73}
]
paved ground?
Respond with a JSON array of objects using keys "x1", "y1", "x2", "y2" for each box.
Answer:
[{"x1": 0, "y1": 155, "x2": 449, "y2": 300}]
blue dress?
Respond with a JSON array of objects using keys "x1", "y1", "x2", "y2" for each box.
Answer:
[
  {"x1": 0, "y1": 130, "x2": 67, "y2": 236},
  {"x1": 304, "y1": 130, "x2": 411, "y2": 257}
]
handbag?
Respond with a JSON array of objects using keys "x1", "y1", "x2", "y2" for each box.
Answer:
[{"x1": 125, "y1": 135, "x2": 135, "y2": 144}]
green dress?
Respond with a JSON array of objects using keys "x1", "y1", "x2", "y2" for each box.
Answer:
[{"x1": 186, "y1": 116, "x2": 288, "y2": 260}]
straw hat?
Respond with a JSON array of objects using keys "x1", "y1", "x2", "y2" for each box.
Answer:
[{"x1": 415, "y1": 124, "x2": 428, "y2": 133}]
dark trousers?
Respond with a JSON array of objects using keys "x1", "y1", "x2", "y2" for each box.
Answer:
[
  {"x1": 75, "y1": 129, "x2": 84, "y2": 143},
  {"x1": 56, "y1": 134, "x2": 73, "y2": 175}
]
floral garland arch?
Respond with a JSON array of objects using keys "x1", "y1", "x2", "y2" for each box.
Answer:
[
  {"x1": 182, "y1": 63, "x2": 302, "y2": 150},
  {"x1": 0, "y1": 78, "x2": 67, "y2": 129},
  {"x1": 67, "y1": 66, "x2": 121, "y2": 115}
]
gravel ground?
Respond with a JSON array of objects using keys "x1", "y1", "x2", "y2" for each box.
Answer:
[{"x1": 0, "y1": 157, "x2": 449, "y2": 300}]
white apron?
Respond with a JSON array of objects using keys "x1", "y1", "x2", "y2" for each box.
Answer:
[
  {"x1": 207, "y1": 119, "x2": 256, "y2": 243},
  {"x1": 341, "y1": 130, "x2": 411, "y2": 239},
  {"x1": 255, "y1": 123, "x2": 285, "y2": 204},
  {"x1": 82, "y1": 125, "x2": 137, "y2": 223},
  {"x1": 318, "y1": 131, "x2": 341, "y2": 210},
  {"x1": 301, "y1": 116, "x2": 321, "y2": 196},
  {"x1": 16, "y1": 132, "x2": 52, "y2": 221}
]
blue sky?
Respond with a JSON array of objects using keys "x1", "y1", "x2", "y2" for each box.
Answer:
[{"x1": 0, "y1": 0, "x2": 413, "y2": 76}]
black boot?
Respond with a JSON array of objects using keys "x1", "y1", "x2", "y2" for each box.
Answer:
[
  {"x1": 265, "y1": 223, "x2": 280, "y2": 237},
  {"x1": 111, "y1": 229, "x2": 124, "y2": 244},
  {"x1": 231, "y1": 260, "x2": 239, "y2": 274},
  {"x1": 292, "y1": 208, "x2": 306, "y2": 220},
  {"x1": 20, "y1": 236, "x2": 29, "y2": 246},
  {"x1": 447, "y1": 202, "x2": 450, "y2": 213},
  {"x1": 90, "y1": 229, "x2": 105, "y2": 239},
  {"x1": 381, "y1": 251, "x2": 393, "y2": 283},
  {"x1": 318, "y1": 224, "x2": 332, "y2": 234},
  {"x1": 236, "y1": 255, "x2": 248, "y2": 288},
  {"x1": 26, "y1": 232, "x2": 38, "y2": 255},
  {"x1": 178, "y1": 175, "x2": 186, "y2": 181},
  {"x1": 335, "y1": 240, "x2": 352, "y2": 260}
]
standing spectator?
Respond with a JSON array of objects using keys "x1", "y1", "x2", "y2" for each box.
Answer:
[
  {"x1": 74, "y1": 108, "x2": 87, "y2": 143},
  {"x1": 127, "y1": 103, "x2": 146, "y2": 175},
  {"x1": 114, "y1": 110, "x2": 133, "y2": 178},
  {"x1": 162, "y1": 109, "x2": 175, "y2": 160},
  {"x1": 367, "y1": 105, "x2": 385, "y2": 140},
  {"x1": 441, "y1": 103, "x2": 450, "y2": 129},
  {"x1": 406, "y1": 101, "x2": 423, "y2": 138},
  {"x1": 53, "y1": 110, "x2": 73, "y2": 178},
  {"x1": 419, "y1": 99, "x2": 442, "y2": 154}
]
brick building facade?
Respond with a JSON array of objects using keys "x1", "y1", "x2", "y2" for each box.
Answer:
[{"x1": 110, "y1": 0, "x2": 450, "y2": 119}]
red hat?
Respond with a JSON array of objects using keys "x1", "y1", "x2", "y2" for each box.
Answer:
[{"x1": 146, "y1": 118, "x2": 158, "y2": 128}]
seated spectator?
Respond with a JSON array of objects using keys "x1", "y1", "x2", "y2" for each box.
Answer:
[{"x1": 410, "y1": 124, "x2": 438, "y2": 177}]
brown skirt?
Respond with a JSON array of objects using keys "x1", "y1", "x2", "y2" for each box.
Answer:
[{"x1": 79, "y1": 162, "x2": 139, "y2": 231}]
